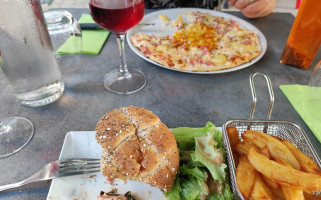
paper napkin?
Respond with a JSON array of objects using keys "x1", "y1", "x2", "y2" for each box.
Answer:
[
  {"x1": 78, "y1": 14, "x2": 110, "y2": 55},
  {"x1": 280, "y1": 84, "x2": 321, "y2": 143},
  {"x1": 58, "y1": 14, "x2": 110, "y2": 55},
  {"x1": 57, "y1": 36, "x2": 82, "y2": 54}
]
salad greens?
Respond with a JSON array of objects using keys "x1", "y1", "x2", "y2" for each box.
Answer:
[{"x1": 165, "y1": 122, "x2": 234, "y2": 200}]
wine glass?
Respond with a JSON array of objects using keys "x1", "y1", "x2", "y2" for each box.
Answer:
[
  {"x1": 0, "y1": 54, "x2": 34, "y2": 158},
  {"x1": 89, "y1": 0, "x2": 146, "y2": 94},
  {"x1": 0, "y1": 117, "x2": 34, "y2": 158}
]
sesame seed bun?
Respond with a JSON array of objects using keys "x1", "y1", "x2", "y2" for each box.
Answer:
[{"x1": 95, "y1": 106, "x2": 179, "y2": 191}]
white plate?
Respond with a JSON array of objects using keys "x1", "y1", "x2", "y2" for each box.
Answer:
[
  {"x1": 127, "y1": 8, "x2": 267, "y2": 74},
  {"x1": 46, "y1": 131, "x2": 163, "y2": 200},
  {"x1": 47, "y1": 128, "x2": 222, "y2": 200}
]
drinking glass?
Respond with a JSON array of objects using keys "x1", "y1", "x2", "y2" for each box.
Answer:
[
  {"x1": 40, "y1": 0, "x2": 53, "y2": 11},
  {"x1": 89, "y1": 0, "x2": 146, "y2": 94},
  {"x1": 0, "y1": 117, "x2": 34, "y2": 158},
  {"x1": 45, "y1": 10, "x2": 83, "y2": 73},
  {"x1": 307, "y1": 60, "x2": 321, "y2": 121}
]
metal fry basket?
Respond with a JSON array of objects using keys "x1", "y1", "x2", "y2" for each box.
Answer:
[{"x1": 222, "y1": 72, "x2": 321, "y2": 200}]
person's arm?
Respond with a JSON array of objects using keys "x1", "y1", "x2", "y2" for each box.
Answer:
[{"x1": 228, "y1": 0, "x2": 276, "y2": 18}]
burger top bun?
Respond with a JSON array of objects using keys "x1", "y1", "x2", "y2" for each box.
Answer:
[{"x1": 95, "y1": 106, "x2": 179, "y2": 191}]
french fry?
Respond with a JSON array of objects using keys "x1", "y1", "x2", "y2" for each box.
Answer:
[
  {"x1": 273, "y1": 157, "x2": 292, "y2": 167},
  {"x1": 241, "y1": 130, "x2": 267, "y2": 149},
  {"x1": 247, "y1": 147, "x2": 321, "y2": 192},
  {"x1": 273, "y1": 187, "x2": 286, "y2": 200},
  {"x1": 275, "y1": 158, "x2": 304, "y2": 200},
  {"x1": 304, "y1": 191, "x2": 321, "y2": 200},
  {"x1": 227, "y1": 126, "x2": 241, "y2": 165},
  {"x1": 262, "y1": 175, "x2": 279, "y2": 189},
  {"x1": 242, "y1": 130, "x2": 300, "y2": 170},
  {"x1": 235, "y1": 141, "x2": 258, "y2": 156},
  {"x1": 259, "y1": 146, "x2": 271, "y2": 159},
  {"x1": 231, "y1": 130, "x2": 321, "y2": 199},
  {"x1": 232, "y1": 151, "x2": 239, "y2": 166},
  {"x1": 250, "y1": 173, "x2": 274, "y2": 200},
  {"x1": 282, "y1": 139, "x2": 321, "y2": 175},
  {"x1": 226, "y1": 126, "x2": 241, "y2": 151},
  {"x1": 236, "y1": 155, "x2": 256, "y2": 199},
  {"x1": 272, "y1": 135, "x2": 283, "y2": 141},
  {"x1": 281, "y1": 186, "x2": 304, "y2": 200},
  {"x1": 235, "y1": 140, "x2": 271, "y2": 159}
]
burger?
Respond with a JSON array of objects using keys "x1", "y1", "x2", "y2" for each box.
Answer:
[{"x1": 95, "y1": 106, "x2": 179, "y2": 192}]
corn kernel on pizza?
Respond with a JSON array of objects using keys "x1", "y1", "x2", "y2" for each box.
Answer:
[{"x1": 130, "y1": 11, "x2": 262, "y2": 72}]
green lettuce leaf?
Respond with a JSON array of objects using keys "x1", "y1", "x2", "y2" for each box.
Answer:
[
  {"x1": 191, "y1": 130, "x2": 227, "y2": 183},
  {"x1": 181, "y1": 177, "x2": 209, "y2": 200},
  {"x1": 167, "y1": 122, "x2": 233, "y2": 200},
  {"x1": 212, "y1": 126, "x2": 223, "y2": 149},
  {"x1": 180, "y1": 164, "x2": 208, "y2": 181},
  {"x1": 164, "y1": 177, "x2": 182, "y2": 200},
  {"x1": 172, "y1": 122, "x2": 216, "y2": 150},
  {"x1": 207, "y1": 183, "x2": 234, "y2": 200}
]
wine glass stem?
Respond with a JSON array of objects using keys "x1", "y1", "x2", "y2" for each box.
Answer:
[{"x1": 116, "y1": 34, "x2": 130, "y2": 78}]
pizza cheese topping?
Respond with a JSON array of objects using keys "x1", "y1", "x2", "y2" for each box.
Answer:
[
  {"x1": 131, "y1": 11, "x2": 262, "y2": 72},
  {"x1": 172, "y1": 23, "x2": 218, "y2": 51}
]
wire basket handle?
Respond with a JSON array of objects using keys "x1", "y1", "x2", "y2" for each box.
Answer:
[{"x1": 249, "y1": 72, "x2": 275, "y2": 120}]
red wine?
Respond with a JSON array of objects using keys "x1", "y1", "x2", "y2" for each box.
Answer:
[{"x1": 89, "y1": 0, "x2": 144, "y2": 34}]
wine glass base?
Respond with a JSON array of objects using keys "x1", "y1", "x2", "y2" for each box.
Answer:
[
  {"x1": 0, "y1": 117, "x2": 34, "y2": 158},
  {"x1": 104, "y1": 69, "x2": 146, "y2": 94}
]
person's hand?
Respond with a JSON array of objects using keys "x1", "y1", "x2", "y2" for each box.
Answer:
[{"x1": 228, "y1": 0, "x2": 276, "y2": 18}]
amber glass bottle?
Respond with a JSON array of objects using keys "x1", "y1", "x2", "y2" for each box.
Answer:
[{"x1": 280, "y1": 0, "x2": 321, "y2": 69}]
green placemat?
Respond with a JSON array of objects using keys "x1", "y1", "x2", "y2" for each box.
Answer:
[
  {"x1": 58, "y1": 14, "x2": 110, "y2": 55},
  {"x1": 280, "y1": 84, "x2": 321, "y2": 143}
]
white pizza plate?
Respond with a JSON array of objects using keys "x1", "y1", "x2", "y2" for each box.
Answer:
[
  {"x1": 126, "y1": 8, "x2": 267, "y2": 74},
  {"x1": 47, "y1": 128, "x2": 222, "y2": 199}
]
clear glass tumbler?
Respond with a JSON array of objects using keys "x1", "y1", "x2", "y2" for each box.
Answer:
[
  {"x1": 45, "y1": 10, "x2": 83, "y2": 73},
  {"x1": 307, "y1": 60, "x2": 321, "y2": 119}
]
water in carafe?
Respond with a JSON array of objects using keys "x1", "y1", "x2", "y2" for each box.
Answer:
[{"x1": 0, "y1": 0, "x2": 64, "y2": 107}]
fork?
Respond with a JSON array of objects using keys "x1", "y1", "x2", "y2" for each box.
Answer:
[{"x1": 0, "y1": 158, "x2": 100, "y2": 192}]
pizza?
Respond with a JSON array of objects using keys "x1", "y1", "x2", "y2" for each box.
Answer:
[{"x1": 130, "y1": 11, "x2": 262, "y2": 72}]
